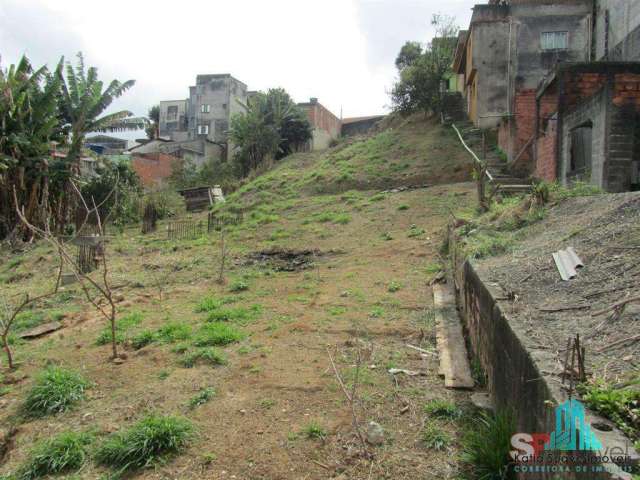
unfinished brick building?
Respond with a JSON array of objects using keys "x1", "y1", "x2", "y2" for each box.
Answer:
[{"x1": 535, "y1": 63, "x2": 640, "y2": 191}]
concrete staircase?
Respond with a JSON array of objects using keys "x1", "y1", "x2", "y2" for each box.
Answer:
[{"x1": 445, "y1": 110, "x2": 531, "y2": 195}]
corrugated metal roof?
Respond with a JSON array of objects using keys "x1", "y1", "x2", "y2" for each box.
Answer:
[{"x1": 553, "y1": 247, "x2": 584, "y2": 281}]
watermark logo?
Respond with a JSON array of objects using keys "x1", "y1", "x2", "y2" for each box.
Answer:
[
  {"x1": 545, "y1": 399, "x2": 602, "y2": 451},
  {"x1": 510, "y1": 399, "x2": 634, "y2": 476}
]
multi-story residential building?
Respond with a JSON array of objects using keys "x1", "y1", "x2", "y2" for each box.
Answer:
[
  {"x1": 157, "y1": 74, "x2": 248, "y2": 165},
  {"x1": 453, "y1": 0, "x2": 593, "y2": 171},
  {"x1": 453, "y1": 0, "x2": 640, "y2": 192}
]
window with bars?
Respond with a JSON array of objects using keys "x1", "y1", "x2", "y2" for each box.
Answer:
[{"x1": 541, "y1": 31, "x2": 568, "y2": 51}]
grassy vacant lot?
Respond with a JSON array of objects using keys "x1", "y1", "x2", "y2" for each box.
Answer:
[{"x1": 0, "y1": 116, "x2": 479, "y2": 479}]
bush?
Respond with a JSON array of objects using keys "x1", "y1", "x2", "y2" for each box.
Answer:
[
  {"x1": 94, "y1": 415, "x2": 193, "y2": 474},
  {"x1": 179, "y1": 348, "x2": 227, "y2": 368},
  {"x1": 193, "y1": 323, "x2": 246, "y2": 347},
  {"x1": 462, "y1": 410, "x2": 515, "y2": 480},
  {"x1": 22, "y1": 366, "x2": 89, "y2": 418},
  {"x1": 16, "y1": 431, "x2": 92, "y2": 479}
]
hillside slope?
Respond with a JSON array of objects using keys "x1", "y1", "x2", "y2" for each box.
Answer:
[{"x1": 0, "y1": 117, "x2": 477, "y2": 479}]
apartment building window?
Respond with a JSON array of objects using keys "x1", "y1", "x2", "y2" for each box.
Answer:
[
  {"x1": 541, "y1": 31, "x2": 568, "y2": 51},
  {"x1": 201, "y1": 104, "x2": 211, "y2": 113},
  {"x1": 167, "y1": 105, "x2": 178, "y2": 121},
  {"x1": 197, "y1": 124, "x2": 209, "y2": 135}
]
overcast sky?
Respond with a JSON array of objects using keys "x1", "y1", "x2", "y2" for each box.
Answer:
[{"x1": 0, "y1": 0, "x2": 476, "y2": 140}]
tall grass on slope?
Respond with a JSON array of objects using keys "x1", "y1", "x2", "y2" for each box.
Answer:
[
  {"x1": 461, "y1": 410, "x2": 515, "y2": 480},
  {"x1": 21, "y1": 366, "x2": 89, "y2": 418},
  {"x1": 15, "y1": 431, "x2": 92, "y2": 479},
  {"x1": 94, "y1": 415, "x2": 193, "y2": 474}
]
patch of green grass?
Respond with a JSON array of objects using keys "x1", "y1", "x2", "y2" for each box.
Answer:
[
  {"x1": 327, "y1": 306, "x2": 347, "y2": 316},
  {"x1": 131, "y1": 330, "x2": 156, "y2": 350},
  {"x1": 95, "y1": 312, "x2": 143, "y2": 346},
  {"x1": 397, "y1": 204, "x2": 410, "y2": 211},
  {"x1": 158, "y1": 370, "x2": 170, "y2": 380},
  {"x1": 188, "y1": 387, "x2": 216, "y2": 409},
  {"x1": 259, "y1": 398, "x2": 276, "y2": 409},
  {"x1": 206, "y1": 305, "x2": 262, "y2": 325},
  {"x1": 179, "y1": 348, "x2": 227, "y2": 368},
  {"x1": 370, "y1": 193, "x2": 386, "y2": 202},
  {"x1": 579, "y1": 377, "x2": 640, "y2": 440},
  {"x1": 94, "y1": 415, "x2": 193, "y2": 475},
  {"x1": 6, "y1": 257, "x2": 22, "y2": 269},
  {"x1": 15, "y1": 431, "x2": 93, "y2": 479},
  {"x1": 22, "y1": 366, "x2": 89, "y2": 418},
  {"x1": 461, "y1": 410, "x2": 515, "y2": 480},
  {"x1": 156, "y1": 321, "x2": 192, "y2": 343},
  {"x1": 369, "y1": 306, "x2": 385, "y2": 318},
  {"x1": 422, "y1": 422, "x2": 451, "y2": 450},
  {"x1": 302, "y1": 422, "x2": 327, "y2": 440},
  {"x1": 387, "y1": 281, "x2": 402, "y2": 293},
  {"x1": 464, "y1": 230, "x2": 515, "y2": 259},
  {"x1": 195, "y1": 296, "x2": 223, "y2": 313},
  {"x1": 550, "y1": 180, "x2": 603, "y2": 199},
  {"x1": 193, "y1": 323, "x2": 246, "y2": 347},
  {"x1": 424, "y1": 262, "x2": 441, "y2": 275},
  {"x1": 381, "y1": 232, "x2": 393, "y2": 241},
  {"x1": 424, "y1": 399, "x2": 461, "y2": 419},
  {"x1": 229, "y1": 280, "x2": 249, "y2": 293}
]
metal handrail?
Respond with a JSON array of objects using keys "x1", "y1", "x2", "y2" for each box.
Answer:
[{"x1": 451, "y1": 123, "x2": 494, "y2": 182}]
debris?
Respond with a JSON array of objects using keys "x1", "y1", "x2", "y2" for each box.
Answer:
[
  {"x1": 597, "y1": 333, "x2": 640, "y2": 353},
  {"x1": 365, "y1": 421, "x2": 384, "y2": 445},
  {"x1": 19, "y1": 321, "x2": 63, "y2": 339},
  {"x1": 552, "y1": 247, "x2": 583, "y2": 281},
  {"x1": 388, "y1": 368, "x2": 420, "y2": 376},
  {"x1": 591, "y1": 295, "x2": 640, "y2": 317},
  {"x1": 245, "y1": 248, "x2": 325, "y2": 272},
  {"x1": 539, "y1": 304, "x2": 590, "y2": 313},
  {"x1": 405, "y1": 344, "x2": 437, "y2": 356},
  {"x1": 399, "y1": 405, "x2": 410, "y2": 415}
]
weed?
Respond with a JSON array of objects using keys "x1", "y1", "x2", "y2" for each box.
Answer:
[
  {"x1": 461, "y1": 410, "x2": 515, "y2": 480},
  {"x1": 179, "y1": 348, "x2": 227, "y2": 368},
  {"x1": 194, "y1": 323, "x2": 245, "y2": 347},
  {"x1": 369, "y1": 306, "x2": 385, "y2": 318},
  {"x1": 95, "y1": 415, "x2": 193, "y2": 474},
  {"x1": 422, "y1": 422, "x2": 451, "y2": 450},
  {"x1": 158, "y1": 370, "x2": 170, "y2": 380},
  {"x1": 471, "y1": 357, "x2": 487, "y2": 388},
  {"x1": 22, "y1": 366, "x2": 89, "y2": 418},
  {"x1": 327, "y1": 306, "x2": 347, "y2": 316},
  {"x1": 302, "y1": 422, "x2": 327, "y2": 440},
  {"x1": 408, "y1": 226, "x2": 425, "y2": 238},
  {"x1": 259, "y1": 398, "x2": 275, "y2": 409},
  {"x1": 188, "y1": 387, "x2": 216, "y2": 409},
  {"x1": 131, "y1": 330, "x2": 155, "y2": 350},
  {"x1": 16, "y1": 431, "x2": 93, "y2": 479},
  {"x1": 424, "y1": 262, "x2": 441, "y2": 275},
  {"x1": 381, "y1": 232, "x2": 393, "y2": 241},
  {"x1": 387, "y1": 281, "x2": 402, "y2": 293},
  {"x1": 424, "y1": 399, "x2": 461, "y2": 419},
  {"x1": 370, "y1": 193, "x2": 386, "y2": 202},
  {"x1": 397, "y1": 204, "x2": 410, "y2": 211},
  {"x1": 229, "y1": 280, "x2": 249, "y2": 292}
]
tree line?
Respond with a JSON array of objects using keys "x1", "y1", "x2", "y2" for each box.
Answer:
[{"x1": 0, "y1": 53, "x2": 143, "y2": 240}]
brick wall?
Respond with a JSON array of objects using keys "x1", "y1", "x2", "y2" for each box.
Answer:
[
  {"x1": 535, "y1": 113, "x2": 557, "y2": 181},
  {"x1": 132, "y1": 153, "x2": 180, "y2": 188},
  {"x1": 613, "y1": 73, "x2": 640, "y2": 107},
  {"x1": 562, "y1": 72, "x2": 608, "y2": 111}
]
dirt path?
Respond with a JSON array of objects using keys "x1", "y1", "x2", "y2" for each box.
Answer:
[{"x1": 0, "y1": 183, "x2": 476, "y2": 479}]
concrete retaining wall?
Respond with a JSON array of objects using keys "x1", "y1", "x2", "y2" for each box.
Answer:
[{"x1": 448, "y1": 225, "x2": 636, "y2": 479}]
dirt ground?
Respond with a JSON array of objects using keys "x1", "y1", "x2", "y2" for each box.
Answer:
[
  {"x1": 475, "y1": 192, "x2": 640, "y2": 390},
  {"x1": 0, "y1": 180, "x2": 477, "y2": 479}
]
